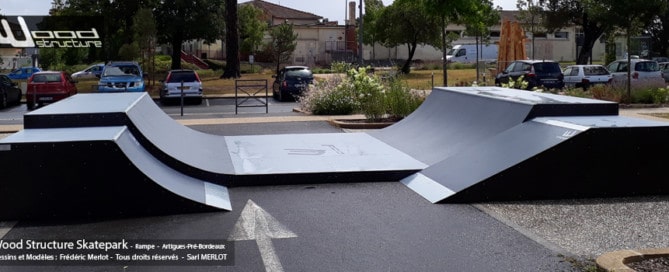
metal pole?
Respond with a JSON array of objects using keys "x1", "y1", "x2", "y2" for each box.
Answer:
[
  {"x1": 358, "y1": 0, "x2": 363, "y2": 66},
  {"x1": 180, "y1": 80, "x2": 184, "y2": 116},
  {"x1": 32, "y1": 84, "x2": 36, "y2": 110}
]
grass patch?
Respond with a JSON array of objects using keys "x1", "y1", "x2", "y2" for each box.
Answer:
[{"x1": 75, "y1": 68, "x2": 481, "y2": 97}]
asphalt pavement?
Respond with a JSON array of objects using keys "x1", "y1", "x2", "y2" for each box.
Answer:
[{"x1": 1, "y1": 98, "x2": 669, "y2": 271}]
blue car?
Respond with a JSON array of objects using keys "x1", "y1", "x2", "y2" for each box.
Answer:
[
  {"x1": 7, "y1": 67, "x2": 41, "y2": 80},
  {"x1": 97, "y1": 61, "x2": 145, "y2": 92}
]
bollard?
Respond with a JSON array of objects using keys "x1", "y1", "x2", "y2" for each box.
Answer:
[{"x1": 180, "y1": 80, "x2": 184, "y2": 117}]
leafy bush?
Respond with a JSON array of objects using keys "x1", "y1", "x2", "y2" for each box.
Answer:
[
  {"x1": 501, "y1": 75, "x2": 529, "y2": 90},
  {"x1": 299, "y1": 65, "x2": 424, "y2": 120},
  {"x1": 298, "y1": 74, "x2": 358, "y2": 115}
]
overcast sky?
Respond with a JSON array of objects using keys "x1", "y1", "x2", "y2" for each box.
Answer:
[{"x1": 1, "y1": 0, "x2": 518, "y2": 21}]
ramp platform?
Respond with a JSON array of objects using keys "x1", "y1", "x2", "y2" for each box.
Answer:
[
  {"x1": 0, "y1": 126, "x2": 230, "y2": 219},
  {"x1": 4, "y1": 87, "x2": 669, "y2": 219}
]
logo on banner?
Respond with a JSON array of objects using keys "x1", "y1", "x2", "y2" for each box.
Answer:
[{"x1": 0, "y1": 16, "x2": 102, "y2": 48}]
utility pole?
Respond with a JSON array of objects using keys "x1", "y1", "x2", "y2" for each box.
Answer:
[{"x1": 358, "y1": 0, "x2": 364, "y2": 66}]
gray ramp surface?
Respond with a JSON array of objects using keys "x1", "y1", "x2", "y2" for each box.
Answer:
[
  {"x1": 371, "y1": 87, "x2": 617, "y2": 165},
  {"x1": 0, "y1": 126, "x2": 230, "y2": 219},
  {"x1": 404, "y1": 115, "x2": 669, "y2": 203},
  {"x1": 23, "y1": 93, "x2": 426, "y2": 186}
]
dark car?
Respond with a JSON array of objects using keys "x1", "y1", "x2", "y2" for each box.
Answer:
[
  {"x1": 495, "y1": 60, "x2": 564, "y2": 90},
  {"x1": 272, "y1": 66, "x2": 314, "y2": 101},
  {"x1": 26, "y1": 71, "x2": 78, "y2": 110},
  {"x1": 0, "y1": 75, "x2": 22, "y2": 109}
]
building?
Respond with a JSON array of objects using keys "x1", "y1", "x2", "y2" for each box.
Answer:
[{"x1": 185, "y1": 2, "x2": 616, "y2": 67}]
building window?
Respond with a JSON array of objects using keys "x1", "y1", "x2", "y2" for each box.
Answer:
[
  {"x1": 554, "y1": 32, "x2": 568, "y2": 39},
  {"x1": 533, "y1": 32, "x2": 547, "y2": 38}
]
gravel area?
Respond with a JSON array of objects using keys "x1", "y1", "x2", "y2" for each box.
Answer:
[
  {"x1": 477, "y1": 196, "x2": 669, "y2": 258},
  {"x1": 628, "y1": 256, "x2": 669, "y2": 272}
]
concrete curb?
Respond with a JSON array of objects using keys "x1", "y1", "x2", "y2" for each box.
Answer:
[{"x1": 596, "y1": 248, "x2": 669, "y2": 271}]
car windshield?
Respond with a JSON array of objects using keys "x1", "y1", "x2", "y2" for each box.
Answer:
[
  {"x1": 583, "y1": 66, "x2": 609, "y2": 75},
  {"x1": 103, "y1": 65, "x2": 139, "y2": 76},
  {"x1": 532, "y1": 63, "x2": 561, "y2": 73},
  {"x1": 635, "y1": 61, "x2": 659, "y2": 72},
  {"x1": 167, "y1": 72, "x2": 198, "y2": 83},
  {"x1": 285, "y1": 69, "x2": 312, "y2": 78},
  {"x1": 31, "y1": 74, "x2": 61, "y2": 83}
]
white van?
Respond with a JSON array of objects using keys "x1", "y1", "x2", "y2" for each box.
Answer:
[{"x1": 446, "y1": 44, "x2": 498, "y2": 63}]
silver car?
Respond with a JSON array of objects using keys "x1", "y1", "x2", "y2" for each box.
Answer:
[
  {"x1": 562, "y1": 65, "x2": 612, "y2": 90},
  {"x1": 607, "y1": 59, "x2": 662, "y2": 80},
  {"x1": 159, "y1": 69, "x2": 203, "y2": 104}
]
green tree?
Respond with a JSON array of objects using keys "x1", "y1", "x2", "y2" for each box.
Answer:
[
  {"x1": 221, "y1": 0, "x2": 241, "y2": 79},
  {"x1": 525, "y1": 0, "x2": 666, "y2": 64},
  {"x1": 133, "y1": 8, "x2": 157, "y2": 83},
  {"x1": 362, "y1": 0, "x2": 385, "y2": 61},
  {"x1": 647, "y1": 9, "x2": 669, "y2": 57},
  {"x1": 377, "y1": 0, "x2": 442, "y2": 74},
  {"x1": 419, "y1": 0, "x2": 489, "y2": 82},
  {"x1": 516, "y1": 0, "x2": 545, "y2": 59},
  {"x1": 266, "y1": 22, "x2": 298, "y2": 75},
  {"x1": 155, "y1": 0, "x2": 225, "y2": 69},
  {"x1": 239, "y1": 4, "x2": 266, "y2": 56}
]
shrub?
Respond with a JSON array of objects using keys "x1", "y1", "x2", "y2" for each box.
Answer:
[
  {"x1": 299, "y1": 66, "x2": 424, "y2": 119},
  {"x1": 501, "y1": 75, "x2": 529, "y2": 90},
  {"x1": 384, "y1": 78, "x2": 424, "y2": 119},
  {"x1": 298, "y1": 74, "x2": 358, "y2": 115}
]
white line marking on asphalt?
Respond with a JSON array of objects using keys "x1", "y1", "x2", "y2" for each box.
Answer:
[{"x1": 228, "y1": 199, "x2": 297, "y2": 272}]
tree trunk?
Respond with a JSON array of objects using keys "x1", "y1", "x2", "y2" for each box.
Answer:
[
  {"x1": 576, "y1": 14, "x2": 605, "y2": 65},
  {"x1": 221, "y1": 0, "x2": 241, "y2": 79},
  {"x1": 170, "y1": 36, "x2": 182, "y2": 70},
  {"x1": 441, "y1": 15, "x2": 447, "y2": 86},
  {"x1": 401, "y1": 42, "x2": 417, "y2": 74}
]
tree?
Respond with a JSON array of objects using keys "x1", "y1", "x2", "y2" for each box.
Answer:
[
  {"x1": 362, "y1": 0, "x2": 385, "y2": 62},
  {"x1": 238, "y1": 4, "x2": 266, "y2": 56},
  {"x1": 647, "y1": 9, "x2": 669, "y2": 57},
  {"x1": 133, "y1": 7, "x2": 157, "y2": 83},
  {"x1": 425, "y1": 0, "x2": 490, "y2": 86},
  {"x1": 155, "y1": 0, "x2": 225, "y2": 69},
  {"x1": 266, "y1": 22, "x2": 298, "y2": 75},
  {"x1": 516, "y1": 0, "x2": 545, "y2": 59},
  {"x1": 376, "y1": 0, "x2": 442, "y2": 74},
  {"x1": 526, "y1": 0, "x2": 666, "y2": 64},
  {"x1": 221, "y1": 0, "x2": 241, "y2": 79}
]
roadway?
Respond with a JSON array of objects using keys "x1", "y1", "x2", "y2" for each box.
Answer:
[{"x1": 1, "y1": 97, "x2": 668, "y2": 271}]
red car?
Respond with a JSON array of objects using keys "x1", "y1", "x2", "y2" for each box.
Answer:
[{"x1": 26, "y1": 71, "x2": 78, "y2": 110}]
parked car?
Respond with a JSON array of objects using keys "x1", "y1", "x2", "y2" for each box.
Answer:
[
  {"x1": 7, "y1": 67, "x2": 41, "y2": 80},
  {"x1": 272, "y1": 66, "x2": 314, "y2": 101},
  {"x1": 159, "y1": 69, "x2": 203, "y2": 105},
  {"x1": 97, "y1": 61, "x2": 145, "y2": 92},
  {"x1": 71, "y1": 63, "x2": 105, "y2": 79},
  {"x1": 659, "y1": 62, "x2": 669, "y2": 82},
  {"x1": 25, "y1": 71, "x2": 78, "y2": 110},
  {"x1": 562, "y1": 65, "x2": 613, "y2": 90},
  {"x1": 0, "y1": 75, "x2": 22, "y2": 109},
  {"x1": 606, "y1": 59, "x2": 662, "y2": 81},
  {"x1": 495, "y1": 60, "x2": 564, "y2": 90}
]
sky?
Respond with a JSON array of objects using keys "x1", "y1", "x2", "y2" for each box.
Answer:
[{"x1": 0, "y1": 0, "x2": 518, "y2": 20}]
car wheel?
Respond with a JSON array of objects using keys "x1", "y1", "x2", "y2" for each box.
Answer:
[
  {"x1": 0, "y1": 93, "x2": 7, "y2": 109},
  {"x1": 193, "y1": 97, "x2": 203, "y2": 105},
  {"x1": 15, "y1": 92, "x2": 22, "y2": 106},
  {"x1": 26, "y1": 101, "x2": 34, "y2": 110}
]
